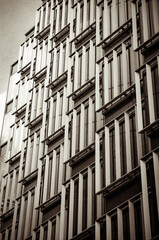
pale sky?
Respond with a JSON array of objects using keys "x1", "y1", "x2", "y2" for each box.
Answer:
[{"x1": 0, "y1": 0, "x2": 40, "y2": 134}]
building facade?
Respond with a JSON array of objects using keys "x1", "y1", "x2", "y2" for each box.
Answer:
[{"x1": 0, "y1": 0, "x2": 159, "y2": 239}]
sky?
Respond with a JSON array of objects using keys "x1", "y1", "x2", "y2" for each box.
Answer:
[{"x1": 0, "y1": 0, "x2": 40, "y2": 134}]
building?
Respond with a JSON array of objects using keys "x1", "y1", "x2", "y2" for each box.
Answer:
[{"x1": 0, "y1": 0, "x2": 159, "y2": 239}]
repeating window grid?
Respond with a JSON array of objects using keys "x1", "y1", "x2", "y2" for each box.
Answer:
[
  {"x1": 34, "y1": 215, "x2": 60, "y2": 240},
  {"x1": 135, "y1": 58, "x2": 159, "y2": 131},
  {"x1": 97, "y1": 110, "x2": 141, "y2": 188},
  {"x1": 42, "y1": 146, "x2": 63, "y2": 204},
  {"x1": 17, "y1": 190, "x2": 35, "y2": 239},
  {"x1": 68, "y1": 98, "x2": 95, "y2": 158},
  {"x1": 71, "y1": 42, "x2": 95, "y2": 93},
  {"x1": 34, "y1": 39, "x2": 48, "y2": 74},
  {"x1": 101, "y1": 40, "x2": 136, "y2": 105},
  {"x1": 0, "y1": 170, "x2": 18, "y2": 214},
  {"x1": 24, "y1": 131, "x2": 40, "y2": 177},
  {"x1": 68, "y1": 167, "x2": 96, "y2": 238},
  {"x1": 47, "y1": 88, "x2": 66, "y2": 137},
  {"x1": 100, "y1": 0, "x2": 132, "y2": 40},
  {"x1": 51, "y1": 42, "x2": 67, "y2": 82},
  {"x1": 11, "y1": 118, "x2": 25, "y2": 157},
  {"x1": 30, "y1": 82, "x2": 45, "y2": 121},
  {"x1": 36, "y1": 1, "x2": 51, "y2": 34},
  {"x1": 18, "y1": 38, "x2": 34, "y2": 71},
  {"x1": 72, "y1": 0, "x2": 95, "y2": 38},
  {"x1": 52, "y1": 1, "x2": 69, "y2": 35},
  {"x1": 98, "y1": 196, "x2": 145, "y2": 240}
]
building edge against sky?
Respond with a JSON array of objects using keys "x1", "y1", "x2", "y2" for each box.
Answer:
[{"x1": 0, "y1": 0, "x2": 159, "y2": 239}]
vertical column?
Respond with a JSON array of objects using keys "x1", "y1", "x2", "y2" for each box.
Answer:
[
  {"x1": 41, "y1": 40, "x2": 46, "y2": 68},
  {"x1": 55, "y1": 214, "x2": 60, "y2": 240},
  {"x1": 115, "y1": 120, "x2": 121, "y2": 179},
  {"x1": 25, "y1": 137, "x2": 32, "y2": 176},
  {"x1": 87, "y1": 167, "x2": 92, "y2": 228},
  {"x1": 96, "y1": 64, "x2": 100, "y2": 110},
  {"x1": 63, "y1": 115, "x2": 69, "y2": 163},
  {"x1": 50, "y1": 150, "x2": 57, "y2": 197},
  {"x1": 131, "y1": 2, "x2": 138, "y2": 49},
  {"x1": 146, "y1": 64, "x2": 155, "y2": 123},
  {"x1": 39, "y1": 226, "x2": 44, "y2": 240},
  {"x1": 80, "y1": 104, "x2": 85, "y2": 151},
  {"x1": 23, "y1": 42, "x2": 27, "y2": 67},
  {"x1": 142, "y1": 0, "x2": 149, "y2": 41},
  {"x1": 36, "y1": 83, "x2": 42, "y2": 116},
  {"x1": 95, "y1": 222, "x2": 101, "y2": 240},
  {"x1": 52, "y1": 48, "x2": 57, "y2": 81},
  {"x1": 106, "y1": 215, "x2": 112, "y2": 239},
  {"x1": 88, "y1": 97, "x2": 93, "y2": 145},
  {"x1": 125, "y1": 112, "x2": 132, "y2": 172},
  {"x1": 45, "y1": 1, "x2": 49, "y2": 27},
  {"x1": 95, "y1": 133, "x2": 101, "y2": 193},
  {"x1": 9, "y1": 169, "x2": 17, "y2": 209},
  {"x1": 24, "y1": 191, "x2": 32, "y2": 239},
  {"x1": 59, "y1": 43, "x2": 64, "y2": 75},
  {"x1": 42, "y1": 155, "x2": 50, "y2": 203},
  {"x1": 39, "y1": 7, "x2": 44, "y2": 32},
  {"x1": 74, "y1": 52, "x2": 79, "y2": 91},
  {"x1": 31, "y1": 132, "x2": 38, "y2": 172},
  {"x1": 152, "y1": 0, "x2": 159, "y2": 34},
  {"x1": 68, "y1": 180, "x2": 74, "y2": 239},
  {"x1": 55, "y1": 92, "x2": 60, "y2": 131},
  {"x1": 17, "y1": 45, "x2": 23, "y2": 71},
  {"x1": 3, "y1": 174, "x2": 11, "y2": 213},
  {"x1": 122, "y1": 43, "x2": 128, "y2": 90},
  {"x1": 90, "y1": 0, "x2": 95, "y2": 24},
  {"x1": 34, "y1": 10, "x2": 40, "y2": 36},
  {"x1": 140, "y1": 160, "x2": 151, "y2": 240},
  {"x1": 135, "y1": 106, "x2": 143, "y2": 164},
  {"x1": 55, "y1": 5, "x2": 60, "y2": 33},
  {"x1": 17, "y1": 196, "x2": 25, "y2": 240},
  {"x1": 103, "y1": 57, "x2": 109, "y2": 104},
  {"x1": 113, "y1": 50, "x2": 119, "y2": 97},
  {"x1": 71, "y1": 109, "x2": 77, "y2": 157},
  {"x1": 103, "y1": 0, "x2": 110, "y2": 39},
  {"x1": 78, "y1": 173, "x2": 83, "y2": 233},
  {"x1": 112, "y1": 0, "x2": 118, "y2": 32},
  {"x1": 96, "y1": 5, "x2": 101, "y2": 45},
  {"x1": 135, "y1": 72, "x2": 143, "y2": 132},
  {"x1": 59, "y1": 186, "x2": 66, "y2": 240},
  {"x1": 62, "y1": 86, "x2": 67, "y2": 126},
  {"x1": 83, "y1": 0, "x2": 88, "y2": 29},
  {"x1": 31, "y1": 88, "x2": 37, "y2": 120},
  {"x1": 61, "y1": 0, "x2": 66, "y2": 29},
  {"x1": 117, "y1": 208, "x2": 123, "y2": 240},
  {"x1": 10, "y1": 200, "x2": 19, "y2": 240},
  {"x1": 105, "y1": 126, "x2": 111, "y2": 186},
  {"x1": 58, "y1": 144, "x2": 64, "y2": 192},
  {"x1": 89, "y1": 40, "x2": 95, "y2": 79},
  {"x1": 128, "y1": 200, "x2": 136, "y2": 240},
  {"x1": 48, "y1": 97, "x2": 54, "y2": 136},
  {"x1": 81, "y1": 46, "x2": 86, "y2": 86},
  {"x1": 65, "y1": 38, "x2": 69, "y2": 71},
  {"x1": 76, "y1": 3, "x2": 81, "y2": 36},
  {"x1": 47, "y1": 220, "x2": 52, "y2": 240}
]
